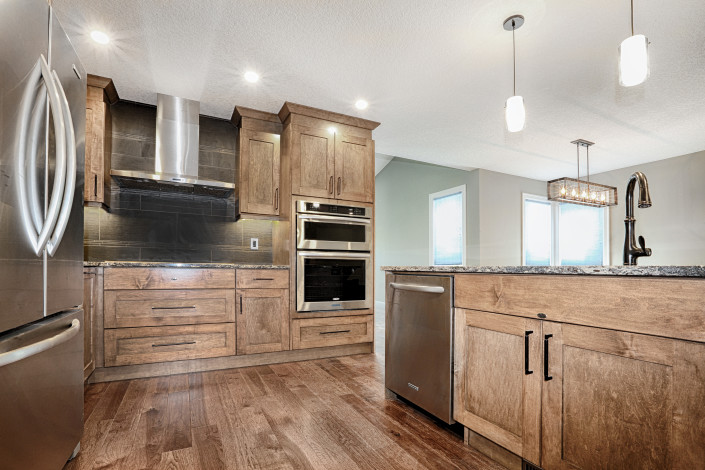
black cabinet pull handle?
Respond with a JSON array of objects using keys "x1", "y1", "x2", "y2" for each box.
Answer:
[
  {"x1": 254, "y1": 278, "x2": 274, "y2": 281},
  {"x1": 94, "y1": 174, "x2": 98, "y2": 197},
  {"x1": 274, "y1": 188, "x2": 279, "y2": 210},
  {"x1": 239, "y1": 296, "x2": 243, "y2": 315},
  {"x1": 337, "y1": 177, "x2": 341, "y2": 195},
  {"x1": 320, "y1": 330, "x2": 351, "y2": 335},
  {"x1": 524, "y1": 330, "x2": 533, "y2": 375},
  {"x1": 152, "y1": 341, "x2": 195, "y2": 348},
  {"x1": 151, "y1": 306, "x2": 196, "y2": 310},
  {"x1": 544, "y1": 334, "x2": 553, "y2": 381},
  {"x1": 329, "y1": 176, "x2": 334, "y2": 194}
]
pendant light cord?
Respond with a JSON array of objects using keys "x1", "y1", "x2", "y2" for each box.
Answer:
[
  {"x1": 512, "y1": 21, "x2": 516, "y2": 96},
  {"x1": 587, "y1": 144, "x2": 591, "y2": 193},
  {"x1": 631, "y1": 0, "x2": 634, "y2": 36},
  {"x1": 576, "y1": 143, "x2": 580, "y2": 190}
]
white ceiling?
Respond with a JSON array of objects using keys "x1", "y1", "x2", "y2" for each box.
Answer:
[{"x1": 53, "y1": 0, "x2": 705, "y2": 180}]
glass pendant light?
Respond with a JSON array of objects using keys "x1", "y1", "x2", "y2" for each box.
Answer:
[
  {"x1": 619, "y1": 0, "x2": 649, "y2": 87},
  {"x1": 504, "y1": 15, "x2": 525, "y2": 132}
]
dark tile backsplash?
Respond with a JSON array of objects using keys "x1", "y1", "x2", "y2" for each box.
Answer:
[{"x1": 84, "y1": 100, "x2": 274, "y2": 264}]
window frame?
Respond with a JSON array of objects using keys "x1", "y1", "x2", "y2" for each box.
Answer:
[
  {"x1": 522, "y1": 193, "x2": 610, "y2": 266},
  {"x1": 429, "y1": 185, "x2": 467, "y2": 266}
]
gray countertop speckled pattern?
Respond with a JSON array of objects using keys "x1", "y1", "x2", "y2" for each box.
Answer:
[
  {"x1": 84, "y1": 261, "x2": 288, "y2": 270},
  {"x1": 381, "y1": 265, "x2": 705, "y2": 278}
]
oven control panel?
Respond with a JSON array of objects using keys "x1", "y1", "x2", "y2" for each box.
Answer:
[{"x1": 299, "y1": 201, "x2": 369, "y2": 218}]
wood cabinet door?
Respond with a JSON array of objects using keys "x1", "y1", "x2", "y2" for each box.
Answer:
[
  {"x1": 84, "y1": 102, "x2": 102, "y2": 203},
  {"x1": 454, "y1": 309, "x2": 542, "y2": 465},
  {"x1": 83, "y1": 271, "x2": 96, "y2": 381},
  {"x1": 541, "y1": 322, "x2": 705, "y2": 470},
  {"x1": 85, "y1": 88, "x2": 111, "y2": 206},
  {"x1": 236, "y1": 289, "x2": 289, "y2": 355},
  {"x1": 334, "y1": 133, "x2": 374, "y2": 203},
  {"x1": 239, "y1": 129, "x2": 280, "y2": 215},
  {"x1": 291, "y1": 125, "x2": 335, "y2": 198}
]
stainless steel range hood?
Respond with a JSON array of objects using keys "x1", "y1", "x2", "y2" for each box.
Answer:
[{"x1": 111, "y1": 94, "x2": 235, "y2": 197}]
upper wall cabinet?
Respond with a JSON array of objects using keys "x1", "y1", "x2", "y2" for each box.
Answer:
[
  {"x1": 335, "y1": 133, "x2": 375, "y2": 202},
  {"x1": 232, "y1": 107, "x2": 282, "y2": 217},
  {"x1": 85, "y1": 75, "x2": 118, "y2": 207},
  {"x1": 279, "y1": 102, "x2": 379, "y2": 204}
]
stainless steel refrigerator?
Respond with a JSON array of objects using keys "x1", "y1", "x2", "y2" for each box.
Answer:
[{"x1": 0, "y1": 0, "x2": 86, "y2": 468}]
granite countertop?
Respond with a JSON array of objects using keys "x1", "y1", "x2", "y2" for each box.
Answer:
[
  {"x1": 84, "y1": 261, "x2": 289, "y2": 270},
  {"x1": 381, "y1": 265, "x2": 705, "y2": 278}
]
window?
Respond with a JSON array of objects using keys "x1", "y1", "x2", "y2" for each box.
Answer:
[
  {"x1": 429, "y1": 185, "x2": 466, "y2": 266},
  {"x1": 522, "y1": 194, "x2": 609, "y2": 266}
]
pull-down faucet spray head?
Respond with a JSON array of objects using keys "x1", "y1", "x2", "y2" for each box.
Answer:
[{"x1": 624, "y1": 171, "x2": 652, "y2": 265}]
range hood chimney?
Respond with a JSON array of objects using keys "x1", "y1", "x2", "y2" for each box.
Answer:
[{"x1": 111, "y1": 94, "x2": 235, "y2": 197}]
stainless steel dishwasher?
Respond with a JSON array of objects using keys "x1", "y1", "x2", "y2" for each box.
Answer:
[{"x1": 385, "y1": 273, "x2": 454, "y2": 424}]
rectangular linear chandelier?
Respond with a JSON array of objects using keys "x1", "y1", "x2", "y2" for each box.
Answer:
[{"x1": 547, "y1": 139, "x2": 618, "y2": 207}]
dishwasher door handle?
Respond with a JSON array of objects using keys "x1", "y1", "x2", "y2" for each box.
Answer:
[{"x1": 390, "y1": 282, "x2": 445, "y2": 294}]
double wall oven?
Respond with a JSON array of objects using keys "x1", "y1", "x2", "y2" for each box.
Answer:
[{"x1": 296, "y1": 201, "x2": 372, "y2": 312}]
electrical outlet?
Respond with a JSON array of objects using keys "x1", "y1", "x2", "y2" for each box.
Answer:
[{"x1": 250, "y1": 238, "x2": 259, "y2": 250}]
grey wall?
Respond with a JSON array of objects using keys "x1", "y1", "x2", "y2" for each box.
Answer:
[
  {"x1": 477, "y1": 169, "x2": 546, "y2": 265},
  {"x1": 374, "y1": 158, "x2": 478, "y2": 303},
  {"x1": 594, "y1": 150, "x2": 705, "y2": 266},
  {"x1": 374, "y1": 160, "x2": 544, "y2": 302},
  {"x1": 84, "y1": 101, "x2": 274, "y2": 264}
]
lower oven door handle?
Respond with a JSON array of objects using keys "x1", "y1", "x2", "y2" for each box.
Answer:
[
  {"x1": 389, "y1": 283, "x2": 445, "y2": 294},
  {"x1": 298, "y1": 251, "x2": 371, "y2": 259}
]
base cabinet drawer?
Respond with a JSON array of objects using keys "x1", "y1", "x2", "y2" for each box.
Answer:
[
  {"x1": 292, "y1": 315, "x2": 373, "y2": 349},
  {"x1": 104, "y1": 289, "x2": 235, "y2": 328},
  {"x1": 236, "y1": 269, "x2": 289, "y2": 289},
  {"x1": 104, "y1": 323, "x2": 236, "y2": 366},
  {"x1": 104, "y1": 267, "x2": 235, "y2": 290}
]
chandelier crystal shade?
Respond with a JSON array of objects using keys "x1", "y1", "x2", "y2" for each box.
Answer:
[{"x1": 547, "y1": 140, "x2": 618, "y2": 208}]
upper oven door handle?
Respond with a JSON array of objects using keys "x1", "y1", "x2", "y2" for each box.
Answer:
[
  {"x1": 298, "y1": 251, "x2": 371, "y2": 259},
  {"x1": 297, "y1": 214, "x2": 371, "y2": 225}
]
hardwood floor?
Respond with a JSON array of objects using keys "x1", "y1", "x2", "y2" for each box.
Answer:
[{"x1": 66, "y1": 348, "x2": 504, "y2": 469}]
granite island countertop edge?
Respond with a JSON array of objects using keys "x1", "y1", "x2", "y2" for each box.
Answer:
[{"x1": 380, "y1": 265, "x2": 705, "y2": 278}]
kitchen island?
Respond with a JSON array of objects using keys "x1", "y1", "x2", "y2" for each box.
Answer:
[{"x1": 383, "y1": 266, "x2": 705, "y2": 470}]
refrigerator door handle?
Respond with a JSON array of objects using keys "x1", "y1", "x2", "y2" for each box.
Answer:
[
  {"x1": 46, "y1": 70, "x2": 76, "y2": 256},
  {"x1": 16, "y1": 55, "x2": 67, "y2": 256},
  {"x1": 0, "y1": 319, "x2": 80, "y2": 368},
  {"x1": 34, "y1": 56, "x2": 67, "y2": 255},
  {"x1": 26, "y1": 83, "x2": 47, "y2": 234}
]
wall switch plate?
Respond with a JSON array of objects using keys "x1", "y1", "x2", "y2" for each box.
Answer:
[{"x1": 250, "y1": 238, "x2": 259, "y2": 250}]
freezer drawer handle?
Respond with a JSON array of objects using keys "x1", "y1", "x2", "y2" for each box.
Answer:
[
  {"x1": 390, "y1": 282, "x2": 445, "y2": 294},
  {"x1": 0, "y1": 319, "x2": 80, "y2": 368},
  {"x1": 152, "y1": 341, "x2": 196, "y2": 348},
  {"x1": 320, "y1": 330, "x2": 351, "y2": 335}
]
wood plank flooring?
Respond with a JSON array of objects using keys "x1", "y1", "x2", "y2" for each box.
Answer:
[{"x1": 65, "y1": 351, "x2": 504, "y2": 470}]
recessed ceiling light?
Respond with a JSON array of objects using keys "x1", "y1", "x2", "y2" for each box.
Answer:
[
  {"x1": 244, "y1": 71, "x2": 259, "y2": 83},
  {"x1": 90, "y1": 30, "x2": 110, "y2": 45},
  {"x1": 327, "y1": 127, "x2": 337, "y2": 134},
  {"x1": 355, "y1": 99, "x2": 368, "y2": 110}
]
